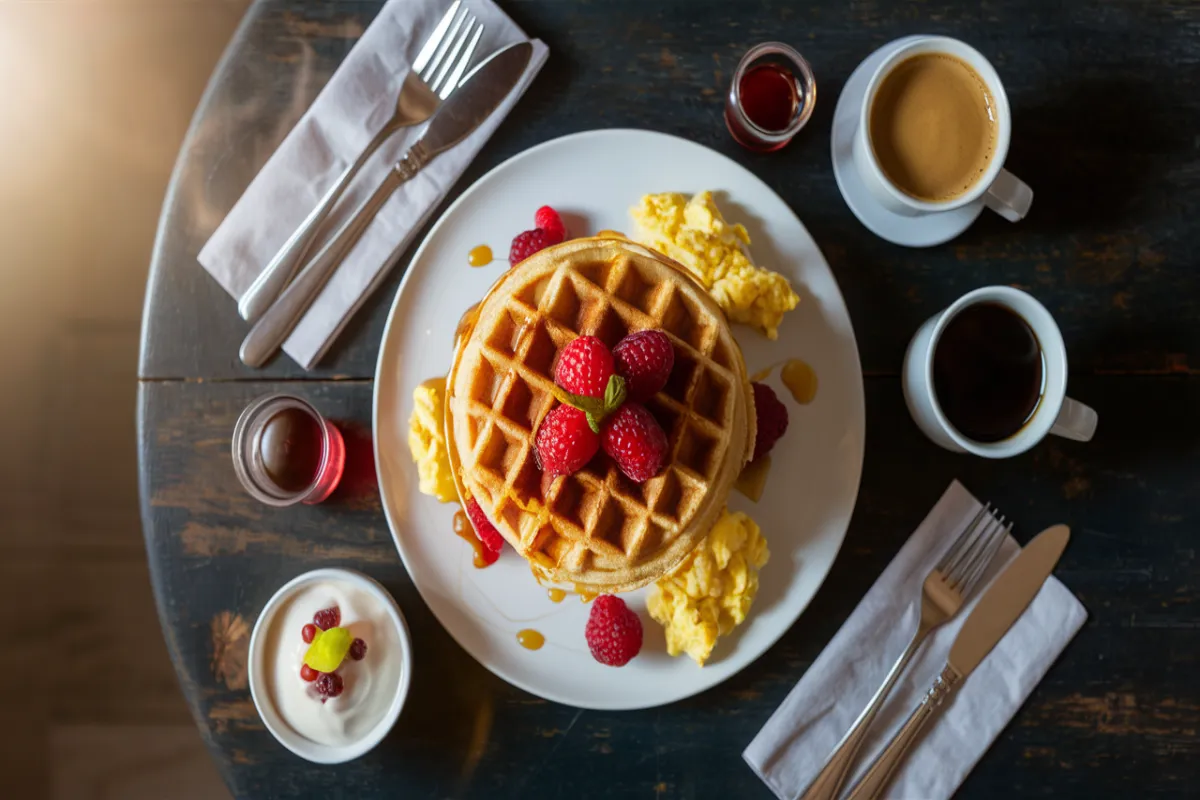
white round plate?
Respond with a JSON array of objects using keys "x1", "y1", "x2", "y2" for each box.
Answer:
[
  {"x1": 832, "y1": 36, "x2": 984, "y2": 247},
  {"x1": 374, "y1": 129, "x2": 864, "y2": 710}
]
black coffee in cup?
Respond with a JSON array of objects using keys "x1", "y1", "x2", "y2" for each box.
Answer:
[{"x1": 932, "y1": 303, "x2": 1044, "y2": 442}]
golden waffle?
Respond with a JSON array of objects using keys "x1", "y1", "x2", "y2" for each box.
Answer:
[{"x1": 445, "y1": 237, "x2": 755, "y2": 592}]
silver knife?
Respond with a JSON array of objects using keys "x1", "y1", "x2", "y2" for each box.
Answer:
[
  {"x1": 844, "y1": 524, "x2": 1070, "y2": 800},
  {"x1": 239, "y1": 40, "x2": 534, "y2": 368}
]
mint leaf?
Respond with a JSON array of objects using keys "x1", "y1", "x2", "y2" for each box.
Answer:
[
  {"x1": 549, "y1": 375, "x2": 627, "y2": 432},
  {"x1": 550, "y1": 383, "x2": 607, "y2": 418},
  {"x1": 603, "y1": 375, "x2": 627, "y2": 413}
]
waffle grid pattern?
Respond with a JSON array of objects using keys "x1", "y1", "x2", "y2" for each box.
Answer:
[{"x1": 457, "y1": 248, "x2": 744, "y2": 586}]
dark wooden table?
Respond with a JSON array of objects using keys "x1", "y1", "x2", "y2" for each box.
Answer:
[{"x1": 138, "y1": 1, "x2": 1200, "y2": 797}]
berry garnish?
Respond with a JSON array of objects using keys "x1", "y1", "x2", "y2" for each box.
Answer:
[
  {"x1": 509, "y1": 228, "x2": 558, "y2": 266},
  {"x1": 751, "y1": 382, "x2": 789, "y2": 461},
  {"x1": 300, "y1": 663, "x2": 319, "y2": 682},
  {"x1": 312, "y1": 606, "x2": 340, "y2": 631},
  {"x1": 554, "y1": 335, "x2": 615, "y2": 398},
  {"x1": 612, "y1": 330, "x2": 674, "y2": 402},
  {"x1": 534, "y1": 405, "x2": 600, "y2": 476},
  {"x1": 315, "y1": 671, "x2": 344, "y2": 698},
  {"x1": 534, "y1": 205, "x2": 567, "y2": 241},
  {"x1": 585, "y1": 595, "x2": 643, "y2": 666},
  {"x1": 303, "y1": 626, "x2": 353, "y2": 673},
  {"x1": 465, "y1": 498, "x2": 505, "y2": 563},
  {"x1": 349, "y1": 638, "x2": 368, "y2": 661},
  {"x1": 601, "y1": 403, "x2": 668, "y2": 483},
  {"x1": 301, "y1": 623, "x2": 317, "y2": 644}
]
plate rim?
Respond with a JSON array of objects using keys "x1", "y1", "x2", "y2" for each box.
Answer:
[{"x1": 372, "y1": 127, "x2": 865, "y2": 709}]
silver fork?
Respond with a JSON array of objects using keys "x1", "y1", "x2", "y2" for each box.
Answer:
[
  {"x1": 798, "y1": 506, "x2": 1010, "y2": 800},
  {"x1": 237, "y1": 1, "x2": 483, "y2": 322}
]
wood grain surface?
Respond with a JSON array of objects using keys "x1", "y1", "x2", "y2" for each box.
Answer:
[{"x1": 138, "y1": 0, "x2": 1200, "y2": 797}]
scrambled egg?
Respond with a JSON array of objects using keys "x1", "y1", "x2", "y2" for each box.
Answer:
[
  {"x1": 407, "y1": 378, "x2": 457, "y2": 503},
  {"x1": 631, "y1": 191, "x2": 799, "y2": 339},
  {"x1": 647, "y1": 508, "x2": 770, "y2": 666}
]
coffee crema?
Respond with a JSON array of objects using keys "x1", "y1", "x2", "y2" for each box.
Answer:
[
  {"x1": 869, "y1": 52, "x2": 998, "y2": 202},
  {"x1": 932, "y1": 303, "x2": 1044, "y2": 443}
]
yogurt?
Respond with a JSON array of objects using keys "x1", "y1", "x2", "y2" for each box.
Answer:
[{"x1": 262, "y1": 579, "x2": 402, "y2": 747}]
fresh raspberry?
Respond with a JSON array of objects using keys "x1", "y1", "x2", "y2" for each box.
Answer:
[
  {"x1": 534, "y1": 205, "x2": 567, "y2": 241},
  {"x1": 300, "y1": 664, "x2": 319, "y2": 682},
  {"x1": 554, "y1": 335, "x2": 615, "y2": 398},
  {"x1": 612, "y1": 330, "x2": 674, "y2": 402},
  {"x1": 465, "y1": 497, "x2": 505, "y2": 563},
  {"x1": 752, "y1": 382, "x2": 789, "y2": 461},
  {"x1": 349, "y1": 638, "x2": 368, "y2": 661},
  {"x1": 315, "y1": 671, "x2": 344, "y2": 698},
  {"x1": 509, "y1": 228, "x2": 557, "y2": 266},
  {"x1": 585, "y1": 595, "x2": 643, "y2": 666},
  {"x1": 301, "y1": 623, "x2": 317, "y2": 644},
  {"x1": 312, "y1": 606, "x2": 340, "y2": 631},
  {"x1": 601, "y1": 403, "x2": 668, "y2": 483},
  {"x1": 535, "y1": 405, "x2": 600, "y2": 476}
]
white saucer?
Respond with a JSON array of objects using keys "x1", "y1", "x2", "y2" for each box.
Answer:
[{"x1": 831, "y1": 36, "x2": 985, "y2": 248}]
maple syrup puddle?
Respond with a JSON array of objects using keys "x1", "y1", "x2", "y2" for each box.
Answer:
[
  {"x1": 781, "y1": 359, "x2": 818, "y2": 404},
  {"x1": 455, "y1": 302, "x2": 480, "y2": 346},
  {"x1": 453, "y1": 508, "x2": 491, "y2": 569},
  {"x1": 734, "y1": 455, "x2": 772, "y2": 502},
  {"x1": 517, "y1": 629, "x2": 545, "y2": 650},
  {"x1": 749, "y1": 359, "x2": 818, "y2": 404},
  {"x1": 468, "y1": 244, "x2": 493, "y2": 267}
]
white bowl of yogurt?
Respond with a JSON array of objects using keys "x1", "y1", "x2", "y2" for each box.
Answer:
[{"x1": 248, "y1": 568, "x2": 412, "y2": 763}]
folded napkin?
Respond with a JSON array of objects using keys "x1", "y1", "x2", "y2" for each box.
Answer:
[
  {"x1": 744, "y1": 481, "x2": 1087, "y2": 800},
  {"x1": 199, "y1": 0, "x2": 548, "y2": 369}
]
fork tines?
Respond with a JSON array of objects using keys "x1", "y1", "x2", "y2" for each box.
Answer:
[
  {"x1": 937, "y1": 504, "x2": 1011, "y2": 597},
  {"x1": 413, "y1": 2, "x2": 484, "y2": 98}
]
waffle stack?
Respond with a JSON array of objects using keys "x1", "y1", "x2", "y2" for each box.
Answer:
[{"x1": 445, "y1": 237, "x2": 755, "y2": 592}]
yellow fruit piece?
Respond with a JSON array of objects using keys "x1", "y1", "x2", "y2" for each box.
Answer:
[{"x1": 303, "y1": 626, "x2": 352, "y2": 672}]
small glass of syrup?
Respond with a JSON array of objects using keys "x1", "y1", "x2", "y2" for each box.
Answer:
[
  {"x1": 724, "y1": 42, "x2": 816, "y2": 152},
  {"x1": 232, "y1": 394, "x2": 346, "y2": 506}
]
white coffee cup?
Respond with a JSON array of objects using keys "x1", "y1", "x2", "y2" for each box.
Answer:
[
  {"x1": 853, "y1": 35, "x2": 1033, "y2": 222},
  {"x1": 903, "y1": 286, "x2": 1097, "y2": 457}
]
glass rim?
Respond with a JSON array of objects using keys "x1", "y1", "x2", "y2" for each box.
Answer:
[
  {"x1": 231, "y1": 393, "x2": 332, "y2": 506},
  {"x1": 729, "y1": 41, "x2": 817, "y2": 140}
]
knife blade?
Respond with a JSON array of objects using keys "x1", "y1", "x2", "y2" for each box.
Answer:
[
  {"x1": 418, "y1": 39, "x2": 532, "y2": 157},
  {"x1": 844, "y1": 524, "x2": 1070, "y2": 800},
  {"x1": 239, "y1": 40, "x2": 534, "y2": 368}
]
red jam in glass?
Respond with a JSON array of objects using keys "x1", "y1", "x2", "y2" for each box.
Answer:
[
  {"x1": 232, "y1": 394, "x2": 346, "y2": 506},
  {"x1": 260, "y1": 407, "x2": 324, "y2": 493},
  {"x1": 738, "y1": 63, "x2": 799, "y2": 132}
]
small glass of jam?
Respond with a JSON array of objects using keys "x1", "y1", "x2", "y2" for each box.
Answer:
[
  {"x1": 232, "y1": 394, "x2": 346, "y2": 506},
  {"x1": 724, "y1": 42, "x2": 816, "y2": 152}
]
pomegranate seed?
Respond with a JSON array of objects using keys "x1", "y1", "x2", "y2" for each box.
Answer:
[
  {"x1": 301, "y1": 624, "x2": 316, "y2": 643},
  {"x1": 312, "y1": 606, "x2": 340, "y2": 630},
  {"x1": 299, "y1": 664, "x2": 319, "y2": 682},
  {"x1": 315, "y1": 671, "x2": 343, "y2": 698},
  {"x1": 349, "y1": 638, "x2": 367, "y2": 661}
]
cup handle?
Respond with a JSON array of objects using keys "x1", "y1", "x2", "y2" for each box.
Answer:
[
  {"x1": 984, "y1": 168, "x2": 1034, "y2": 222},
  {"x1": 1050, "y1": 397, "x2": 1098, "y2": 442}
]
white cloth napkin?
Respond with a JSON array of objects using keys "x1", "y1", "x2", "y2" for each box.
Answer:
[
  {"x1": 744, "y1": 481, "x2": 1087, "y2": 800},
  {"x1": 199, "y1": 0, "x2": 548, "y2": 369}
]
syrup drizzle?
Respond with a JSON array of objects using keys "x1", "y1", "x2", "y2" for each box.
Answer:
[
  {"x1": 453, "y1": 509, "x2": 491, "y2": 569},
  {"x1": 468, "y1": 245, "x2": 493, "y2": 267},
  {"x1": 516, "y1": 629, "x2": 545, "y2": 650}
]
